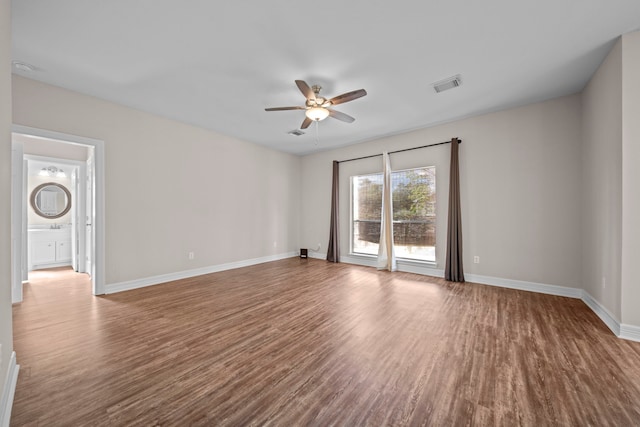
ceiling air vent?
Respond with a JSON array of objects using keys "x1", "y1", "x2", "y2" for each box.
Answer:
[
  {"x1": 288, "y1": 129, "x2": 305, "y2": 136},
  {"x1": 432, "y1": 75, "x2": 462, "y2": 93}
]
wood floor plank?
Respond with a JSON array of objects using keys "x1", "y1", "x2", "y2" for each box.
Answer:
[{"x1": 11, "y1": 259, "x2": 640, "y2": 426}]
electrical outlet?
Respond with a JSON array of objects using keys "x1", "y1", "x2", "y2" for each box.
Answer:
[
  {"x1": 473, "y1": 256, "x2": 480, "y2": 264},
  {"x1": 188, "y1": 252, "x2": 195, "y2": 260}
]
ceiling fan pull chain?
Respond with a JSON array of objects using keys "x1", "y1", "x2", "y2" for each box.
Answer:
[{"x1": 315, "y1": 120, "x2": 319, "y2": 145}]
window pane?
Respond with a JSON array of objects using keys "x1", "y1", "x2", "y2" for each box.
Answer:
[
  {"x1": 391, "y1": 167, "x2": 435, "y2": 262},
  {"x1": 351, "y1": 166, "x2": 435, "y2": 262},
  {"x1": 352, "y1": 174, "x2": 382, "y2": 255}
]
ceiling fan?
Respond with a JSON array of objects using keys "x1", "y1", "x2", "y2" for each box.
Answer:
[{"x1": 265, "y1": 80, "x2": 367, "y2": 130}]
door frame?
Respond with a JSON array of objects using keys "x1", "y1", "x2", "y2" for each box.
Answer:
[
  {"x1": 24, "y1": 155, "x2": 86, "y2": 272},
  {"x1": 10, "y1": 138, "x2": 25, "y2": 303},
  {"x1": 11, "y1": 125, "x2": 106, "y2": 297}
]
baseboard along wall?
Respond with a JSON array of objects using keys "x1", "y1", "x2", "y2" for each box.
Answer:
[
  {"x1": 104, "y1": 251, "x2": 639, "y2": 343},
  {"x1": 5, "y1": 250, "x2": 637, "y2": 424},
  {"x1": 339, "y1": 255, "x2": 638, "y2": 343},
  {"x1": 105, "y1": 252, "x2": 297, "y2": 294},
  {"x1": 1, "y1": 352, "x2": 19, "y2": 427}
]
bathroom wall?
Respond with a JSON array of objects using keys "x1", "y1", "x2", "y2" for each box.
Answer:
[{"x1": 26, "y1": 165, "x2": 74, "y2": 227}]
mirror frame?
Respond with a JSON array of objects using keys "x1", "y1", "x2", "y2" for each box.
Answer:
[{"x1": 30, "y1": 182, "x2": 72, "y2": 219}]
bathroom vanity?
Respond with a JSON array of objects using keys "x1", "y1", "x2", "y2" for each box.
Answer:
[{"x1": 28, "y1": 228, "x2": 72, "y2": 270}]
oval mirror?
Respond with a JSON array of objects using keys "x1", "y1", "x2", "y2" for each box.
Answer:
[{"x1": 30, "y1": 182, "x2": 72, "y2": 219}]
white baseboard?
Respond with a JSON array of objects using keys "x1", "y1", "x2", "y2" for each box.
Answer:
[
  {"x1": 338, "y1": 256, "x2": 640, "y2": 341},
  {"x1": 105, "y1": 252, "x2": 297, "y2": 294},
  {"x1": 464, "y1": 276, "x2": 640, "y2": 342},
  {"x1": 341, "y1": 256, "x2": 582, "y2": 298},
  {"x1": 1, "y1": 352, "x2": 19, "y2": 427},
  {"x1": 581, "y1": 290, "x2": 621, "y2": 337},
  {"x1": 465, "y1": 273, "x2": 583, "y2": 299},
  {"x1": 105, "y1": 251, "x2": 640, "y2": 343},
  {"x1": 579, "y1": 291, "x2": 640, "y2": 342},
  {"x1": 619, "y1": 324, "x2": 640, "y2": 342},
  {"x1": 308, "y1": 251, "x2": 327, "y2": 260}
]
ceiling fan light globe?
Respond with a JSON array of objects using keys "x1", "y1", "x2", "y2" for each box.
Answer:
[{"x1": 306, "y1": 107, "x2": 330, "y2": 121}]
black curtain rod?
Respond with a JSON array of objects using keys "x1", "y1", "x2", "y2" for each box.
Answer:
[{"x1": 337, "y1": 138, "x2": 462, "y2": 164}]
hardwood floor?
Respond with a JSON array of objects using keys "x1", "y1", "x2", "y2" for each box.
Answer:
[{"x1": 11, "y1": 259, "x2": 640, "y2": 426}]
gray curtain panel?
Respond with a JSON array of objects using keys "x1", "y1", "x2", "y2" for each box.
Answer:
[
  {"x1": 327, "y1": 160, "x2": 340, "y2": 263},
  {"x1": 445, "y1": 138, "x2": 465, "y2": 282}
]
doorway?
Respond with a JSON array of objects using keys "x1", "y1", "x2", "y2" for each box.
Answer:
[
  {"x1": 11, "y1": 125, "x2": 105, "y2": 301},
  {"x1": 25, "y1": 156, "x2": 86, "y2": 273}
]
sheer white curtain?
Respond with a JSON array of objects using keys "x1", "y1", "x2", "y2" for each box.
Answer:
[{"x1": 377, "y1": 151, "x2": 397, "y2": 271}]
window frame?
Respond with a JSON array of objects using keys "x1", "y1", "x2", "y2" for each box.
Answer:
[{"x1": 349, "y1": 166, "x2": 436, "y2": 264}]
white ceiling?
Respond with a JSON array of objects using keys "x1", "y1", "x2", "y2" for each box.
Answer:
[{"x1": 11, "y1": 1, "x2": 640, "y2": 155}]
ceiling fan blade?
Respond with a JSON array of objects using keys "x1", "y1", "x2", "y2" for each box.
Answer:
[
  {"x1": 329, "y1": 109, "x2": 355, "y2": 123},
  {"x1": 295, "y1": 80, "x2": 316, "y2": 101},
  {"x1": 265, "y1": 106, "x2": 306, "y2": 111},
  {"x1": 300, "y1": 117, "x2": 313, "y2": 129},
  {"x1": 329, "y1": 89, "x2": 367, "y2": 106}
]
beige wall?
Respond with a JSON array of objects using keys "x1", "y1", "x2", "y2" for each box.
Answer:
[
  {"x1": 580, "y1": 39, "x2": 623, "y2": 320},
  {"x1": 0, "y1": 0, "x2": 13, "y2": 400},
  {"x1": 621, "y1": 31, "x2": 640, "y2": 326},
  {"x1": 580, "y1": 30, "x2": 640, "y2": 328},
  {"x1": 302, "y1": 94, "x2": 583, "y2": 288},
  {"x1": 19, "y1": 133, "x2": 89, "y2": 161},
  {"x1": 12, "y1": 76, "x2": 301, "y2": 285}
]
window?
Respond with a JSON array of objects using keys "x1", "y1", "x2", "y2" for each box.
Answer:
[{"x1": 351, "y1": 166, "x2": 436, "y2": 262}]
